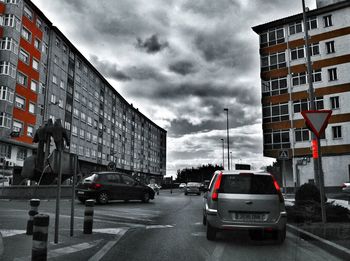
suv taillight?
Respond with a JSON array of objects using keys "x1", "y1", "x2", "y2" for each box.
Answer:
[
  {"x1": 89, "y1": 183, "x2": 102, "y2": 190},
  {"x1": 271, "y1": 176, "x2": 284, "y2": 203},
  {"x1": 212, "y1": 172, "x2": 223, "y2": 201}
]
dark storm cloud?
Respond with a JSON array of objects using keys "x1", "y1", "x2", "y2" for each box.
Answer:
[
  {"x1": 168, "y1": 60, "x2": 197, "y2": 75},
  {"x1": 136, "y1": 35, "x2": 169, "y2": 54},
  {"x1": 90, "y1": 55, "x2": 131, "y2": 81}
]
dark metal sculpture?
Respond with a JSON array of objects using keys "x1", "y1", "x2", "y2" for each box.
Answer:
[{"x1": 52, "y1": 119, "x2": 70, "y2": 151}]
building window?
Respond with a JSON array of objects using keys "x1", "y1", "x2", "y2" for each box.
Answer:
[
  {"x1": 315, "y1": 96, "x2": 324, "y2": 110},
  {"x1": 326, "y1": 41, "x2": 335, "y2": 54},
  {"x1": 21, "y1": 27, "x2": 31, "y2": 42},
  {"x1": 29, "y1": 102, "x2": 35, "y2": 114},
  {"x1": 261, "y1": 52, "x2": 286, "y2": 72},
  {"x1": 312, "y1": 69, "x2": 322, "y2": 83},
  {"x1": 330, "y1": 96, "x2": 340, "y2": 109},
  {"x1": 50, "y1": 94, "x2": 56, "y2": 104},
  {"x1": 262, "y1": 103, "x2": 289, "y2": 123},
  {"x1": 65, "y1": 103, "x2": 72, "y2": 113},
  {"x1": 74, "y1": 91, "x2": 79, "y2": 101},
  {"x1": 12, "y1": 120, "x2": 22, "y2": 133},
  {"x1": 86, "y1": 132, "x2": 91, "y2": 141},
  {"x1": 60, "y1": 80, "x2": 65, "y2": 89},
  {"x1": 0, "y1": 61, "x2": 16, "y2": 78},
  {"x1": 293, "y1": 99, "x2": 308, "y2": 113},
  {"x1": 32, "y1": 59, "x2": 39, "y2": 70},
  {"x1": 16, "y1": 148, "x2": 27, "y2": 161},
  {"x1": 263, "y1": 129, "x2": 290, "y2": 150},
  {"x1": 34, "y1": 38, "x2": 41, "y2": 50},
  {"x1": 332, "y1": 126, "x2": 342, "y2": 139},
  {"x1": 259, "y1": 27, "x2": 284, "y2": 48},
  {"x1": 17, "y1": 72, "x2": 28, "y2": 86},
  {"x1": 85, "y1": 148, "x2": 90, "y2": 158},
  {"x1": 36, "y1": 18, "x2": 42, "y2": 29},
  {"x1": 54, "y1": 55, "x2": 58, "y2": 64},
  {"x1": 52, "y1": 75, "x2": 57, "y2": 84},
  {"x1": 309, "y1": 42, "x2": 320, "y2": 56},
  {"x1": 30, "y1": 80, "x2": 38, "y2": 92},
  {"x1": 0, "y1": 112, "x2": 11, "y2": 128},
  {"x1": 27, "y1": 126, "x2": 34, "y2": 137},
  {"x1": 73, "y1": 108, "x2": 79, "y2": 117},
  {"x1": 81, "y1": 112, "x2": 86, "y2": 122},
  {"x1": 307, "y1": 16, "x2": 318, "y2": 30},
  {"x1": 19, "y1": 49, "x2": 30, "y2": 64},
  {"x1": 58, "y1": 99, "x2": 63, "y2": 108},
  {"x1": 79, "y1": 129, "x2": 85, "y2": 139},
  {"x1": 3, "y1": 14, "x2": 21, "y2": 31},
  {"x1": 292, "y1": 72, "x2": 307, "y2": 86},
  {"x1": 23, "y1": 6, "x2": 33, "y2": 20},
  {"x1": 79, "y1": 146, "x2": 84, "y2": 156},
  {"x1": 291, "y1": 46, "x2": 304, "y2": 60},
  {"x1": 72, "y1": 125, "x2": 78, "y2": 136},
  {"x1": 42, "y1": 43, "x2": 48, "y2": 54},
  {"x1": 323, "y1": 15, "x2": 332, "y2": 27},
  {"x1": 289, "y1": 21, "x2": 302, "y2": 35},
  {"x1": 64, "y1": 121, "x2": 71, "y2": 131},
  {"x1": 0, "y1": 37, "x2": 18, "y2": 53},
  {"x1": 55, "y1": 37, "x2": 61, "y2": 47},
  {"x1": 328, "y1": 68, "x2": 337, "y2": 81},
  {"x1": 0, "y1": 86, "x2": 14, "y2": 102},
  {"x1": 71, "y1": 143, "x2": 77, "y2": 153}
]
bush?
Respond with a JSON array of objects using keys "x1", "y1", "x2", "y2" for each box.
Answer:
[{"x1": 295, "y1": 183, "x2": 324, "y2": 206}]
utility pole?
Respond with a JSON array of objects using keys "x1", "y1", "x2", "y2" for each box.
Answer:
[
  {"x1": 224, "y1": 108, "x2": 230, "y2": 170},
  {"x1": 221, "y1": 138, "x2": 225, "y2": 169}
]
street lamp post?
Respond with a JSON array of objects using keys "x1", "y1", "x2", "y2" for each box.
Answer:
[
  {"x1": 224, "y1": 108, "x2": 230, "y2": 170},
  {"x1": 221, "y1": 138, "x2": 224, "y2": 169},
  {"x1": 230, "y1": 151, "x2": 233, "y2": 170}
]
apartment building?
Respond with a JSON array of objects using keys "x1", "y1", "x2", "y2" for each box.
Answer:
[
  {"x1": 253, "y1": 0, "x2": 350, "y2": 190},
  {"x1": 0, "y1": 0, "x2": 167, "y2": 183}
]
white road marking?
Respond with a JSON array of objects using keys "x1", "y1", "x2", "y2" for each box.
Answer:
[
  {"x1": 0, "y1": 229, "x2": 26, "y2": 238},
  {"x1": 194, "y1": 222, "x2": 202, "y2": 225},
  {"x1": 191, "y1": 232, "x2": 206, "y2": 237},
  {"x1": 94, "y1": 227, "x2": 129, "y2": 235},
  {"x1": 88, "y1": 228, "x2": 128, "y2": 261},
  {"x1": 145, "y1": 225, "x2": 174, "y2": 229},
  {"x1": 206, "y1": 245, "x2": 225, "y2": 261}
]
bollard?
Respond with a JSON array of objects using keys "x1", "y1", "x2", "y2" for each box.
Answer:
[
  {"x1": 83, "y1": 199, "x2": 94, "y2": 234},
  {"x1": 32, "y1": 214, "x2": 49, "y2": 261},
  {"x1": 26, "y1": 199, "x2": 41, "y2": 235}
]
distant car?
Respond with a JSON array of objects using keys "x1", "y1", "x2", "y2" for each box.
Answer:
[
  {"x1": 179, "y1": 183, "x2": 186, "y2": 189},
  {"x1": 342, "y1": 182, "x2": 350, "y2": 193},
  {"x1": 148, "y1": 183, "x2": 161, "y2": 195},
  {"x1": 76, "y1": 172, "x2": 155, "y2": 204},
  {"x1": 203, "y1": 170, "x2": 287, "y2": 243},
  {"x1": 184, "y1": 182, "x2": 201, "y2": 195}
]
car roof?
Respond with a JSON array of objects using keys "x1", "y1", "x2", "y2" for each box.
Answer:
[
  {"x1": 214, "y1": 170, "x2": 272, "y2": 176},
  {"x1": 91, "y1": 171, "x2": 127, "y2": 175}
]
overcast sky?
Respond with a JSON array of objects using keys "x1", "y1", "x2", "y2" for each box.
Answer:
[{"x1": 32, "y1": 0, "x2": 316, "y2": 176}]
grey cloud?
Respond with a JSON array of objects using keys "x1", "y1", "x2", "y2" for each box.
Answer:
[
  {"x1": 168, "y1": 60, "x2": 197, "y2": 75},
  {"x1": 182, "y1": 0, "x2": 241, "y2": 17},
  {"x1": 136, "y1": 35, "x2": 169, "y2": 54},
  {"x1": 90, "y1": 55, "x2": 131, "y2": 81}
]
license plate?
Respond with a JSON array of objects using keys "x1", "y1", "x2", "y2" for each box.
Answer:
[
  {"x1": 234, "y1": 213, "x2": 266, "y2": 222},
  {"x1": 77, "y1": 191, "x2": 84, "y2": 195}
]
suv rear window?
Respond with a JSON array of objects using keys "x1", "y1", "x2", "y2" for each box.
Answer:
[{"x1": 220, "y1": 174, "x2": 277, "y2": 194}]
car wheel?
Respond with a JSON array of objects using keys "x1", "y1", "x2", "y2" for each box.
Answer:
[
  {"x1": 197, "y1": 193, "x2": 201, "y2": 195},
  {"x1": 206, "y1": 223, "x2": 216, "y2": 241},
  {"x1": 276, "y1": 226, "x2": 286, "y2": 244},
  {"x1": 157, "y1": 191, "x2": 159, "y2": 195},
  {"x1": 142, "y1": 192, "x2": 150, "y2": 203},
  {"x1": 97, "y1": 192, "x2": 109, "y2": 204},
  {"x1": 185, "y1": 192, "x2": 188, "y2": 195},
  {"x1": 202, "y1": 214, "x2": 207, "y2": 226}
]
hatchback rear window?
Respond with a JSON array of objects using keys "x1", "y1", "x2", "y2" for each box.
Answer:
[{"x1": 220, "y1": 174, "x2": 277, "y2": 194}]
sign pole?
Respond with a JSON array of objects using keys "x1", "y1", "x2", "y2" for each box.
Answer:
[
  {"x1": 317, "y1": 137, "x2": 327, "y2": 224},
  {"x1": 54, "y1": 150, "x2": 63, "y2": 243}
]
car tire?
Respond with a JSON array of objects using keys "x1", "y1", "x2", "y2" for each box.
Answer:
[
  {"x1": 276, "y1": 226, "x2": 286, "y2": 244},
  {"x1": 197, "y1": 193, "x2": 201, "y2": 195},
  {"x1": 97, "y1": 192, "x2": 109, "y2": 204},
  {"x1": 185, "y1": 192, "x2": 188, "y2": 196},
  {"x1": 142, "y1": 192, "x2": 150, "y2": 203},
  {"x1": 202, "y1": 214, "x2": 207, "y2": 226},
  {"x1": 206, "y1": 223, "x2": 216, "y2": 241},
  {"x1": 157, "y1": 191, "x2": 159, "y2": 195}
]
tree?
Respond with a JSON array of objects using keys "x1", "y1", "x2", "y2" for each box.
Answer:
[{"x1": 175, "y1": 164, "x2": 223, "y2": 183}]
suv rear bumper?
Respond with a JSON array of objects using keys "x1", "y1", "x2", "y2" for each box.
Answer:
[{"x1": 206, "y1": 207, "x2": 287, "y2": 231}]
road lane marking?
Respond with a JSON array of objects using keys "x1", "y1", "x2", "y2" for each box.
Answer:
[
  {"x1": 206, "y1": 245, "x2": 225, "y2": 261},
  {"x1": 191, "y1": 232, "x2": 206, "y2": 237},
  {"x1": 0, "y1": 229, "x2": 26, "y2": 237},
  {"x1": 88, "y1": 228, "x2": 129, "y2": 261},
  {"x1": 94, "y1": 228, "x2": 129, "y2": 235},
  {"x1": 145, "y1": 225, "x2": 174, "y2": 229}
]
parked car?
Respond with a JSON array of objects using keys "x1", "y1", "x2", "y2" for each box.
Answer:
[
  {"x1": 341, "y1": 182, "x2": 350, "y2": 193},
  {"x1": 184, "y1": 182, "x2": 201, "y2": 195},
  {"x1": 179, "y1": 183, "x2": 186, "y2": 189},
  {"x1": 203, "y1": 170, "x2": 287, "y2": 243},
  {"x1": 76, "y1": 172, "x2": 155, "y2": 204},
  {"x1": 148, "y1": 183, "x2": 161, "y2": 195}
]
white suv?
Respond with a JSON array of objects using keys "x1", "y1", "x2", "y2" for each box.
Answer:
[{"x1": 203, "y1": 170, "x2": 287, "y2": 243}]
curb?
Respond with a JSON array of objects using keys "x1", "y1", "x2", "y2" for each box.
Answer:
[{"x1": 287, "y1": 224, "x2": 350, "y2": 260}]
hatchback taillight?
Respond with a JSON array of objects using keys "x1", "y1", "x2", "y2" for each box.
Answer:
[
  {"x1": 341, "y1": 183, "x2": 346, "y2": 188},
  {"x1": 212, "y1": 172, "x2": 223, "y2": 201},
  {"x1": 271, "y1": 175, "x2": 284, "y2": 203},
  {"x1": 89, "y1": 183, "x2": 102, "y2": 190}
]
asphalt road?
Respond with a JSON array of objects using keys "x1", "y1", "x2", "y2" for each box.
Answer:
[{"x1": 0, "y1": 189, "x2": 344, "y2": 261}]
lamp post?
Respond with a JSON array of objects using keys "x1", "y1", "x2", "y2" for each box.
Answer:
[
  {"x1": 224, "y1": 108, "x2": 230, "y2": 170},
  {"x1": 230, "y1": 151, "x2": 233, "y2": 170},
  {"x1": 221, "y1": 138, "x2": 224, "y2": 169}
]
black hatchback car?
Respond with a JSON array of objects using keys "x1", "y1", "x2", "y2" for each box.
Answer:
[{"x1": 76, "y1": 172, "x2": 155, "y2": 204}]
